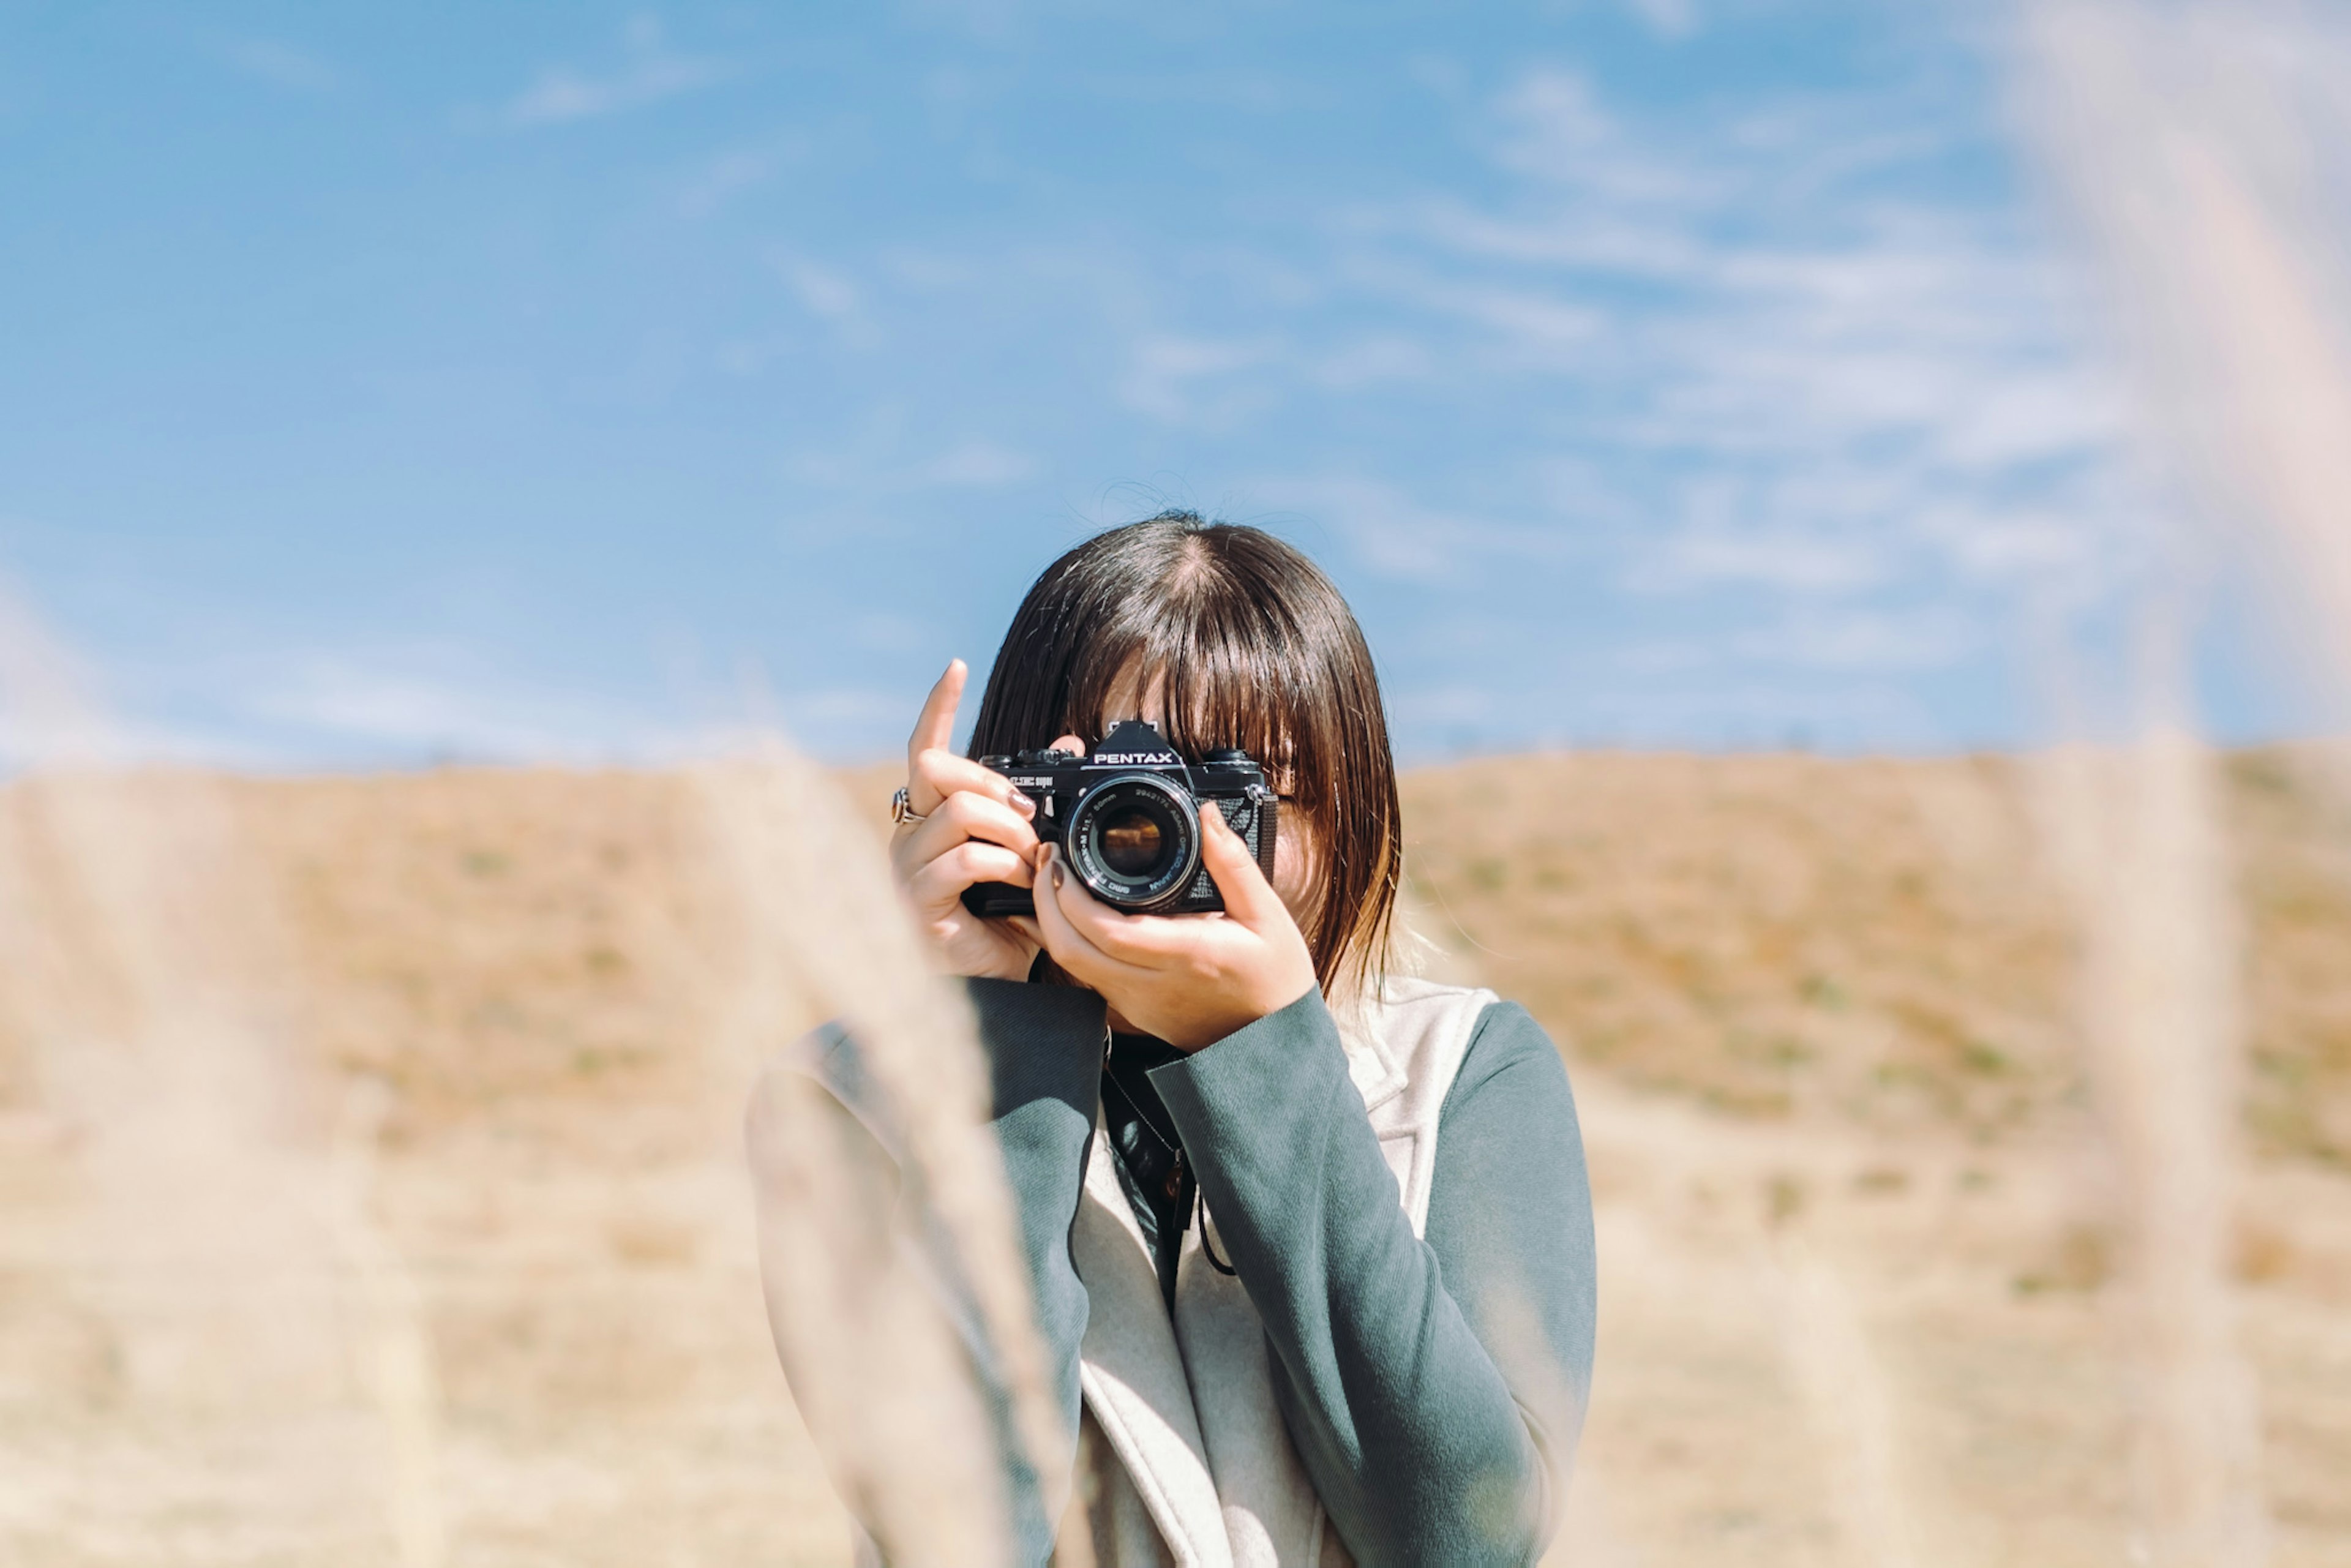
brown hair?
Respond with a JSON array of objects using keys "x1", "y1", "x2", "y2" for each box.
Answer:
[{"x1": 969, "y1": 511, "x2": 1400, "y2": 996}]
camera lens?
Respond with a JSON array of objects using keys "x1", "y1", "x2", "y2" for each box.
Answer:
[
  {"x1": 1067, "y1": 775, "x2": 1201, "y2": 910},
  {"x1": 1096, "y1": 807, "x2": 1169, "y2": 877}
]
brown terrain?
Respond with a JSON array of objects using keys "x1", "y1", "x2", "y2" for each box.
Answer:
[{"x1": 0, "y1": 748, "x2": 2346, "y2": 1564}]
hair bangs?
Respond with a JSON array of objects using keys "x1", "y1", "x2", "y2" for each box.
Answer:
[{"x1": 1064, "y1": 612, "x2": 1305, "y2": 787}]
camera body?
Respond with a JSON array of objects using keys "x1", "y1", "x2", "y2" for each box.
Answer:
[{"x1": 960, "y1": 719, "x2": 1279, "y2": 918}]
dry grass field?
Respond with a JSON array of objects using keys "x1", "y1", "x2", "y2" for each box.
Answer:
[
  {"x1": 1, "y1": 748, "x2": 2347, "y2": 1564},
  {"x1": 1402, "y1": 750, "x2": 2351, "y2": 1565}
]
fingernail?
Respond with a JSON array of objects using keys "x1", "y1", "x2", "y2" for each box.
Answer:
[
  {"x1": 1051, "y1": 853, "x2": 1065, "y2": 891},
  {"x1": 1010, "y1": 789, "x2": 1035, "y2": 817}
]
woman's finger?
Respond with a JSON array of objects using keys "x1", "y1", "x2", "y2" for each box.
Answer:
[
  {"x1": 1051, "y1": 879, "x2": 1198, "y2": 962},
  {"x1": 907, "y1": 746, "x2": 1037, "y2": 826},
  {"x1": 1032, "y1": 845, "x2": 1144, "y2": 989},
  {"x1": 907, "y1": 659, "x2": 966, "y2": 762},
  {"x1": 906, "y1": 841, "x2": 1033, "y2": 915},
  {"x1": 893, "y1": 790, "x2": 1040, "y2": 875},
  {"x1": 912, "y1": 749, "x2": 1034, "y2": 811},
  {"x1": 903, "y1": 660, "x2": 967, "y2": 811},
  {"x1": 1196, "y1": 803, "x2": 1289, "y2": 931}
]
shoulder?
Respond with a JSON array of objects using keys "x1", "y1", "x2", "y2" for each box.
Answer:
[
  {"x1": 1461, "y1": 998, "x2": 1559, "y2": 1068},
  {"x1": 1446, "y1": 999, "x2": 1577, "y2": 1126},
  {"x1": 1357, "y1": 977, "x2": 1570, "y2": 1123},
  {"x1": 1351, "y1": 977, "x2": 1503, "y2": 1117},
  {"x1": 1367, "y1": 979, "x2": 1572, "y2": 1071}
]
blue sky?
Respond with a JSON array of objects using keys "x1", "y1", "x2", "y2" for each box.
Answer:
[{"x1": 0, "y1": 2, "x2": 2313, "y2": 766}]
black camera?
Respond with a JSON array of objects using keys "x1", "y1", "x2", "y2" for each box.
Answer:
[{"x1": 960, "y1": 719, "x2": 1279, "y2": 918}]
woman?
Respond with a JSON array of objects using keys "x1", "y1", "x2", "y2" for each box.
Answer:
[{"x1": 757, "y1": 513, "x2": 1595, "y2": 1566}]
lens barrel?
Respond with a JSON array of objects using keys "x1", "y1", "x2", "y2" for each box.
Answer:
[{"x1": 1065, "y1": 773, "x2": 1202, "y2": 911}]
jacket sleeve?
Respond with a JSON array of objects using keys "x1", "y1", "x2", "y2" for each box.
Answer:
[
  {"x1": 747, "y1": 978, "x2": 1105, "y2": 1567},
  {"x1": 1147, "y1": 991, "x2": 1595, "y2": 1567}
]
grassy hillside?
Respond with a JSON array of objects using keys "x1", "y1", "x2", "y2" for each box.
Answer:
[
  {"x1": 1401, "y1": 748, "x2": 2351, "y2": 1161},
  {"x1": 9, "y1": 746, "x2": 2323, "y2": 1158},
  {"x1": 1, "y1": 747, "x2": 2346, "y2": 1564}
]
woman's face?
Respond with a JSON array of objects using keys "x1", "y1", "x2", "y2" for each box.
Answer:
[{"x1": 1050, "y1": 673, "x2": 1322, "y2": 936}]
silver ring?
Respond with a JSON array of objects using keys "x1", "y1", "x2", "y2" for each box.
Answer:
[{"x1": 891, "y1": 786, "x2": 927, "y2": 826}]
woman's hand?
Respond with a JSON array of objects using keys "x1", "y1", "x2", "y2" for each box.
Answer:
[
  {"x1": 1030, "y1": 802, "x2": 1318, "y2": 1051},
  {"x1": 890, "y1": 659, "x2": 1045, "y2": 981}
]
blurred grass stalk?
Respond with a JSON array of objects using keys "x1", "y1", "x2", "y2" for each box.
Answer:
[
  {"x1": 0, "y1": 588, "x2": 448, "y2": 1559},
  {"x1": 1774, "y1": 1235, "x2": 1929, "y2": 1568},
  {"x1": 2035, "y1": 726, "x2": 2266, "y2": 1566},
  {"x1": 0, "y1": 578, "x2": 1070, "y2": 1562},
  {"x1": 2020, "y1": 0, "x2": 2351, "y2": 1561},
  {"x1": 704, "y1": 742, "x2": 1082, "y2": 1567}
]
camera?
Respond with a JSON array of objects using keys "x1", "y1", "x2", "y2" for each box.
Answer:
[{"x1": 959, "y1": 719, "x2": 1279, "y2": 918}]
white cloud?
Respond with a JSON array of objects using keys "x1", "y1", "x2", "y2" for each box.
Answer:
[
  {"x1": 1029, "y1": 54, "x2": 2149, "y2": 755},
  {"x1": 220, "y1": 39, "x2": 339, "y2": 96},
  {"x1": 1925, "y1": 507, "x2": 2110, "y2": 582},
  {"x1": 677, "y1": 149, "x2": 774, "y2": 217},
  {"x1": 879, "y1": 248, "x2": 978, "y2": 290},
  {"x1": 921, "y1": 440, "x2": 1035, "y2": 487},
  {"x1": 1392, "y1": 277, "x2": 1604, "y2": 359},
  {"x1": 1333, "y1": 64, "x2": 2142, "y2": 628},
  {"x1": 1736, "y1": 608, "x2": 1979, "y2": 671},
  {"x1": 1407, "y1": 201, "x2": 1708, "y2": 276},
  {"x1": 774, "y1": 256, "x2": 882, "y2": 350},
  {"x1": 1632, "y1": 529, "x2": 1890, "y2": 595},
  {"x1": 777, "y1": 430, "x2": 1036, "y2": 498},
  {"x1": 505, "y1": 22, "x2": 731, "y2": 127},
  {"x1": 1486, "y1": 66, "x2": 1712, "y2": 205},
  {"x1": 784, "y1": 260, "x2": 862, "y2": 322},
  {"x1": 249, "y1": 661, "x2": 663, "y2": 760},
  {"x1": 1002, "y1": 60, "x2": 2137, "y2": 754},
  {"x1": 1119, "y1": 334, "x2": 1277, "y2": 426},
  {"x1": 1490, "y1": 69, "x2": 1616, "y2": 176},
  {"x1": 1245, "y1": 475, "x2": 1575, "y2": 583},
  {"x1": 1626, "y1": 0, "x2": 1700, "y2": 41},
  {"x1": 1307, "y1": 336, "x2": 1433, "y2": 390}
]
